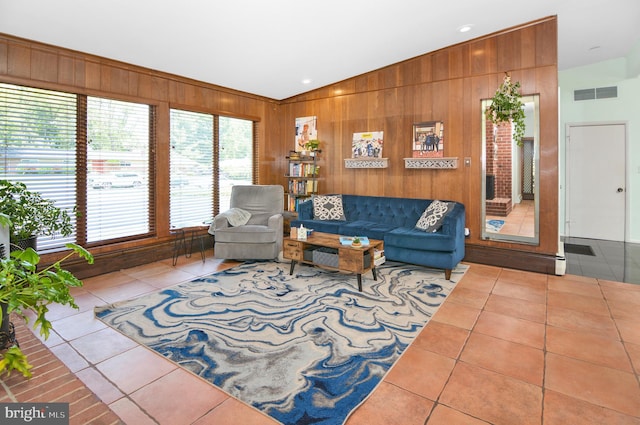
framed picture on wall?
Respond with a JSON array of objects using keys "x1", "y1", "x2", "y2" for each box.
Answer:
[
  {"x1": 295, "y1": 116, "x2": 317, "y2": 152},
  {"x1": 352, "y1": 131, "x2": 384, "y2": 158},
  {"x1": 412, "y1": 121, "x2": 444, "y2": 158}
]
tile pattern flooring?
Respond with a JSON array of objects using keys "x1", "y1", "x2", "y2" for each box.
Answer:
[
  {"x1": 486, "y1": 200, "x2": 535, "y2": 238},
  {"x1": 2, "y1": 250, "x2": 640, "y2": 424},
  {"x1": 563, "y1": 236, "x2": 640, "y2": 285}
]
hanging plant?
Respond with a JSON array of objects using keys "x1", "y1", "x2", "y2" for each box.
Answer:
[{"x1": 485, "y1": 73, "x2": 526, "y2": 145}]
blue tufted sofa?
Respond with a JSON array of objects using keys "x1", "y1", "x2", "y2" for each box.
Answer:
[{"x1": 290, "y1": 194, "x2": 466, "y2": 280}]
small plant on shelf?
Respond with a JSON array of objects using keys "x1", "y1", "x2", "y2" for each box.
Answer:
[
  {"x1": 304, "y1": 139, "x2": 320, "y2": 152},
  {"x1": 351, "y1": 237, "x2": 361, "y2": 247}
]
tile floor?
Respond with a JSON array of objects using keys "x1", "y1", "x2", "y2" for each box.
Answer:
[
  {"x1": 563, "y1": 236, "x2": 640, "y2": 285},
  {"x1": 17, "y1": 250, "x2": 640, "y2": 424},
  {"x1": 486, "y1": 200, "x2": 535, "y2": 238}
]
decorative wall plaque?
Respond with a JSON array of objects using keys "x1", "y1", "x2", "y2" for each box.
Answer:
[
  {"x1": 344, "y1": 158, "x2": 389, "y2": 168},
  {"x1": 403, "y1": 157, "x2": 458, "y2": 169}
]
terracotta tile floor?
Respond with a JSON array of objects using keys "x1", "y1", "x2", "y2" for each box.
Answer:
[{"x1": 8, "y1": 251, "x2": 640, "y2": 424}]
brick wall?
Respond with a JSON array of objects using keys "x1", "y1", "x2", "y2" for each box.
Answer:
[{"x1": 486, "y1": 120, "x2": 513, "y2": 211}]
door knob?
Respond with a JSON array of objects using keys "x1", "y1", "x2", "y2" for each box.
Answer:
[{"x1": 617, "y1": 188, "x2": 624, "y2": 193}]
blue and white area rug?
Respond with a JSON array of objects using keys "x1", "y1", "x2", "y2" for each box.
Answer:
[
  {"x1": 95, "y1": 261, "x2": 467, "y2": 425},
  {"x1": 486, "y1": 219, "x2": 505, "y2": 232}
]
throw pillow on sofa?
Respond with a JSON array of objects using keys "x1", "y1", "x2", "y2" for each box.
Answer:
[
  {"x1": 415, "y1": 200, "x2": 453, "y2": 232},
  {"x1": 313, "y1": 194, "x2": 347, "y2": 221}
]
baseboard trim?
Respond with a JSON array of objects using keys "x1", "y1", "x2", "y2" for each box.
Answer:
[
  {"x1": 464, "y1": 244, "x2": 557, "y2": 275},
  {"x1": 53, "y1": 235, "x2": 213, "y2": 279}
]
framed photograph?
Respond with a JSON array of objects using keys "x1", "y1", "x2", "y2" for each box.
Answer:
[
  {"x1": 295, "y1": 116, "x2": 317, "y2": 152},
  {"x1": 352, "y1": 131, "x2": 384, "y2": 158},
  {"x1": 412, "y1": 121, "x2": 444, "y2": 158}
]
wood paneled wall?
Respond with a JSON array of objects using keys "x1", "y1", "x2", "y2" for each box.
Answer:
[
  {"x1": 266, "y1": 17, "x2": 559, "y2": 272},
  {"x1": 0, "y1": 33, "x2": 280, "y2": 274},
  {"x1": 0, "y1": 16, "x2": 559, "y2": 275}
]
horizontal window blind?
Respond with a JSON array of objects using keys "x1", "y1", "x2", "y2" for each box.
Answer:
[
  {"x1": 218, "y1": 116, "x2": 254, "y2": 213},
  {"x1": 169, "y1": 109, "x2": 214, "y2": 228},
  {"x1": 86, "y1": 97, "x2": 151, "y2": 242},
  {"x1": 0, "y1": 83, "x2": 77, "y2": 251}
]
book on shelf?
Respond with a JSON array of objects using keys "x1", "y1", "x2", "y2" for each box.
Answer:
[
  {"x1": 287, "y1": 180, "x2": 317, "y2": 195},
  {"x1": 374, "y1": 256, "x2": 386, "y2": 266},
  {"x1": 288, "y1": 163, "x2": 318, "y2": 177},
  {"x1": 287, "y1": 195, "x2": 311, "y2": 212}
]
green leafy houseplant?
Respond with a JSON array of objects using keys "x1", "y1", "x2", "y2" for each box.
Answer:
[
  {"x1": 0, "y1": 219, "x2": 93, "y2": 377},
  {"x1": 0, "y1": 180, "x2": 73, "y2": 245},
  {"x1": 303, "y1": 139, "x2": 320, "y2": 152},
  {"x1": 485, "y1": 74, "x2": 526, "y2": 145}
]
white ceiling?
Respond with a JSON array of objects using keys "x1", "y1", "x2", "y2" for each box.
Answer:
[{"x1": 1, "y1": 0, "x2": 639, "y2": 100}]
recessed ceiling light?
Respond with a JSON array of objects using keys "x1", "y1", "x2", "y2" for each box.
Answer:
[
  {"x1": 302, "y1": 79, "x2": 312, "y2": 85},
  {"x1": 458, "y1": 24, "x2": 473, "y2": 33}
]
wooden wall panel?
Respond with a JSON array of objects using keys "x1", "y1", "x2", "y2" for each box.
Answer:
[
  {"x1": 0, "y1": 40, "x2": 7, "y2": 75},
  {"x1": 7, "y1": 43, "x2": 30, "y2": 78},
  {"x1": 30, "y1": 49, "x2": 58, "y2": 82},
  {"x1": 0, "y1": 33, "x2": 277, "y2": 273},
  {"x1": 0, "y1": 16, "x2": 559, "y2": 274},
  {"x1": 272, "y1": 17, "x2": 559, "y2": 268}
]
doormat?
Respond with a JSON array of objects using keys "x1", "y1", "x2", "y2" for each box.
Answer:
[{"x1": 564, "y1": 243, "x2": 595, "y2": 256}]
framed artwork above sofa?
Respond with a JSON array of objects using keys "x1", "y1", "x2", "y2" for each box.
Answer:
[{"x1": 412, "y1": 121, "x2": 444, "y2": 158}]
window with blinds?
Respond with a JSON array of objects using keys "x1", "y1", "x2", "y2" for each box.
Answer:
[
  {"x1": 218, "y1": 116, "x2": 254, "y2": 212},
  {"x1": 169, "y1": 112, "x2": 255, "y2": 227},
  {"x1": 86, "y1": 97, "x2": 151, "y2": 242},
  {"x1": 1, "y1": 81, "x2": 254, "y2": 251},
  {"x1": 0, "y1": 83, "x2": 78, "y2": 250},
  {"x1": 1, "y1": 84, "x2": 154, "y2": 249},
  {"x1": 169, "y1": 109, "x2": 214, "y2": 228}
]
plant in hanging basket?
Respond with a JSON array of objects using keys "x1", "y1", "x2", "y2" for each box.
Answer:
[{"x1": 485, "y1": 74, "x2": 526, "y2": 145}]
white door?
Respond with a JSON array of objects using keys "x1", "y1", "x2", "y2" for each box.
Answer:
[{"x1": 566, "y1": 123, "x2": 626, "y2": 241}]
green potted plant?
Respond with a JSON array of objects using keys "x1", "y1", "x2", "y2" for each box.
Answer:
[
  {"x1": 485, "y1": 74, "x2": 526, "y2": 145},
  {"x1": 0, "y1": 215, "x2": 93, "y2": 377},
  {"x1": 303, "y1": 139, "x2": 321, "y2": 157},
  {"x1": 304, "y1": 139, "x2": 320, "y2": 152},
  {"x1": 0, "y1": 180, "x2": 74, "y2": 250}
]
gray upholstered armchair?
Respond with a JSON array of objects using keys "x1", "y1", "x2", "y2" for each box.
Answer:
[{"x1": 209, "y1": 185, "x2": 284, "y2": 260}]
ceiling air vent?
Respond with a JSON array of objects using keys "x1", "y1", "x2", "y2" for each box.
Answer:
[{"x1": 574, "y1": 86, "x2": 618, "y2": 101}]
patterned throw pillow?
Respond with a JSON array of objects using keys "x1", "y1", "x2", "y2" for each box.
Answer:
[
  {"x1": 313, "y1": 194, "x2": 347, "y2": 221},
  {"x1": 415, "y1": 200, "x2": 453, "y2": 232}
]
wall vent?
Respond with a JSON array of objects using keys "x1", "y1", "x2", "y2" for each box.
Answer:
[
  {"x1": 574, "y1": 88, "x2": 595, "y2": 101},
  {"x1": 596, "y1": 86, "x2": 617, "y2": 99},
  {"x1": 574, "y1": 86, "x2": 618, "y2": 101}
]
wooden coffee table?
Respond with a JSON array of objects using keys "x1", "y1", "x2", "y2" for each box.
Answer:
[{"x1": 283, "y1": 231, "x2": 384, "y2": 291}]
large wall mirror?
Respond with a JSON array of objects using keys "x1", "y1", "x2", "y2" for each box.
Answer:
[{"x1": 481, "y1": 95, "x2": 540, "y2": 244}]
